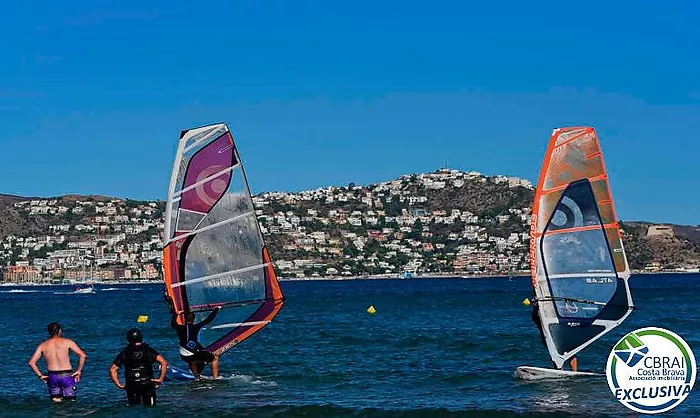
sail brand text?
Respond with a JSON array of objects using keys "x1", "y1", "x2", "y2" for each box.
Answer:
[
  {"x1": 528, "y1": 214, "x2": 538, "y2": 289},
  {"x1": 586, "y1": 277, "x2": 613, "y2": 284}
]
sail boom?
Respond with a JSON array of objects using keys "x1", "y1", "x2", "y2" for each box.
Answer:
[{"x1": 209, "y1": 320, "x2": 271, "y2": 330}]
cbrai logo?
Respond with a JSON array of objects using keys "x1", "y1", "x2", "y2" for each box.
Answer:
[{"x1": 606, "y1": 327, "x2": 696, "y2": 414}]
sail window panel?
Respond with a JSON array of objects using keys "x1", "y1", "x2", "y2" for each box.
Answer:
[
  {"x1": 184, "y1": 268, "x2": 266, "y2": 317},
  {"x1": 544, "y1": 181, "x2": 602, "y2": 233},
  {"x1": 195, "y1": 166, "x2": 256, "y2": 228},
  {"x1": 542, "y1": 228, "x2": 616, "y2": 276},
  {"x1": 173, "y1": 156, "x2": 189, "y2": 194},
  {"x1": 167, "y1": 205, "x2": 180, "y2": 240},
  {"x1": 196, "y1": 302, "x2": 262, "y2": 348},
  {"x1": 184, "y1": 211, "x2": 263, "y2": 278},
  {"x1": 541, "y1": 179, "x2": 618, "y2": 319},
  {"x1": 176, "y1": 210, "x2": 206, "y2": 232},
  {"x1": 542, "y1": 228, "x2": 618, "y2": 319},
  {"x1": 548, "y1": 275, "x2": 616, "y2": 320}
]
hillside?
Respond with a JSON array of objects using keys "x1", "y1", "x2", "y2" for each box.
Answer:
[
  {"x1": 1, "y1": 170, "x2": 699, "y2": 280},
  {"x1": 620, "y1": 222, "x2": 700, "y2": 269}
]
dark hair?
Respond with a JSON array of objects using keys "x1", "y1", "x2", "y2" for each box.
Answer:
[
  {"x1": 185, "y1": 312, "x2": 196, "y2": 323},
  {"x1": 47, "y1": 322, "x2": 61, "y2": 337}
]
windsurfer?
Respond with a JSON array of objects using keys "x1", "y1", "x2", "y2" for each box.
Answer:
[
  {"x1": 530, "y1": 298, "x2": 578, "y2": 372},
  {"x1": 109, "y1": 328, "x2": 167, "y2": 407},
  {"x1": 28, "y1": 322, "x2": 87, "y2": 402},
  {"x1": 165, "y1": 294, "x2": 221, "y2": 380}
]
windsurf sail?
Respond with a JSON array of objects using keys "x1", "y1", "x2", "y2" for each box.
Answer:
[
  {"x1": 529, "y1": 126, "x2": 633, "y2": 369},
  {"x1": 162, "y1": 123, "x2": 284, "y2": 356}
]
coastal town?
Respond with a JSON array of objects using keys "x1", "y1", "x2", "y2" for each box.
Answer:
[{"x1": 1, "y1": 169, "x2": 698, "y2": 284}]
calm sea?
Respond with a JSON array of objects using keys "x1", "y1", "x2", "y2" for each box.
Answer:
[{"x1": 1, "y1": 274, "x2": 698, "y2": 417}]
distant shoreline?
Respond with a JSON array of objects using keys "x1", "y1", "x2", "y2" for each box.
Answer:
[
  {"x1": 0, "y1": 280, "x2": 162, "y2": 286},
  {"x1": 0, "y1": 270, "x2": 696, "y2": 286},
  {"x1": 279, "y1": 270, "x2": 699, "y2": 281}
]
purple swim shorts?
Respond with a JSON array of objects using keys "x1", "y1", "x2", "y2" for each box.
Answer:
[{"x1": 46, "y1": 370, "x2": 77, "y2": 400}]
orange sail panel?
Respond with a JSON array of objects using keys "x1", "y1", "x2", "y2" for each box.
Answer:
[
  {"x1": 162, "y1": 123, "x2": 285, "y2": 356},
  {"x1": 529, "y1": 127, "x2": 633, "y2": 369}
]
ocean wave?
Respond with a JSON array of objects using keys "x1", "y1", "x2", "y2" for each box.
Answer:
[
  {"x1": 0, "y1": 289, "x2": 42, "y2": 293},
  {"x1": 220, "y1": 373, "x2": 278, "y2": 387}
]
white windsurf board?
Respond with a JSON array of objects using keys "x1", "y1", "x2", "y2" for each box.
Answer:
[{"x1": 514, "y1": 365, "x2": 602, "y2": 380}]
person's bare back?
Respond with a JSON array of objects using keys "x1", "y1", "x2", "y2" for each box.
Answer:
[
  {"x1": 40, "y1": 337, "x2": 81, "y2": 372},
  {"x1": 29, "y1": 322, "x2": 87, "y2": 402}
]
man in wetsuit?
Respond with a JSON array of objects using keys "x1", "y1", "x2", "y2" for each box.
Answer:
[
  {"x1": 28, "y1": 322, "x2": 87, "y2": 402},
  {"x1": 165, "y1": 294, "x2": 221, "y2": 380},
  {"x1": 110, "y1": 328, "x2": 167, "y2": 407},
  {"x1": 530, "y1": 297, "x2": 578, "y2": 372}
]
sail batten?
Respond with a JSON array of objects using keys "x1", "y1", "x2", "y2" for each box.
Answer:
[
  {"x1": 162, "y1": 123, "x2": 284, "y2": 357},
  {"x1": 530, "y1": 127, "x2": 633, "y2": 369},
  {"x1": 172, "y1": 262, "x2": 273, "y2": 288}
]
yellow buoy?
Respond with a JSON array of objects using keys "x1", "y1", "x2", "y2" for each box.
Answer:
[
  {"x1": 366, "y1": 305, "x2": 376, "y2": 315},
  {"x1": 522, "y1": 298, "x2": 531, "y2": 306},
  {"x1": 137, "y1": 315, "x2": 149, "y2": 323}
]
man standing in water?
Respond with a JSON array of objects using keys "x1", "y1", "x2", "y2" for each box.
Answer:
[
  {"x1": 28, "y1": 322, "x2": 87, "y2": 402},
  {"x1": 530, "y1": 297, "x2": 578, "y2": 372},
  {"x1": 110, "y1": 328, "x2": 167, "y2": 407}
]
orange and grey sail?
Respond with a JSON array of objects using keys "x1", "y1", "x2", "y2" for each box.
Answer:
[
  {"x1": 162, "y1": 123, "x2": 284, "y2": 357},
  {"x1": 529, "y1": 126, "x2": 634, "y2": 369}
]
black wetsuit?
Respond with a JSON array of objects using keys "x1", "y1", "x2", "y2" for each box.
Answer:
[
  {"x1": 171, "y1": 310, "x2": 219, "y2": 364},
  {"x1": 531, "y1": 300, "x2": 547, "y2": 346},
  {"x1": 113, "y1": 343, "x2": 160, "y2": 406}
]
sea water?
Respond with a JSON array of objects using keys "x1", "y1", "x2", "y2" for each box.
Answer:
[{"x1": 0, "y1": 274, "x2": 698, "y2": 417}]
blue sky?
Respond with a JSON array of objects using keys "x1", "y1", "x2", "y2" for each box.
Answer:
[{"x1": 1, "y1": 1, "x2": 698, "y2": 224}]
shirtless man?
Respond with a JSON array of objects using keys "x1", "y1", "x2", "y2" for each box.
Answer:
[{"x1": 28, "y1": 322, "x2": 87, "y2": 402}]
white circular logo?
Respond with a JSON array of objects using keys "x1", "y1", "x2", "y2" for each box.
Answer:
[{"x1": 606, "y1": 327, "x2": 696, "y2": 414}]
